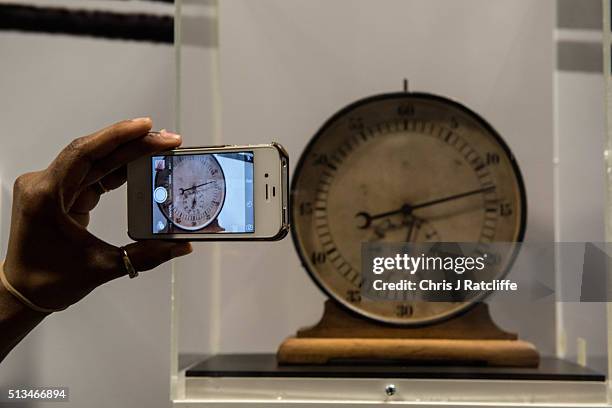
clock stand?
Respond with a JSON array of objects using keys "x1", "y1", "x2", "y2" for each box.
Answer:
[{"x1": 277, "y1": 300, "x2": 539, "y2": 367}]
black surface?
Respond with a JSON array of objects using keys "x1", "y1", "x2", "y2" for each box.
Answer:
[
  {"x1": 0, "y1": 4, "x2": 173, "y2": 44},
  {"x1": 186, "y1": 354, "x2": 605, "y2": 382}
]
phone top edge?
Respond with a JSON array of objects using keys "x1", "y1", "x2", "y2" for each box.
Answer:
[{"x1": 158, "y1": 143, "x2": 282, "y2": 156}]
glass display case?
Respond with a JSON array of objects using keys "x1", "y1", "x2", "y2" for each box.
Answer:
[{"x1": 170, "y1": 0, "x2": 612, "y2": 405}]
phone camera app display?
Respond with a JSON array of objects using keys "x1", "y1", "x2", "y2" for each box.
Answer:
[{"x1": 152, "y1": 152, "x2": 254, "y2": 234}]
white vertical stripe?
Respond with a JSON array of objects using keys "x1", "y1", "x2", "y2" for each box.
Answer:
[
  {"x1": 170, "y1": 0, "x2": 182, "y2": 401},
  {"x1": 209, "y1": 0, "x2": 222, "y2": 356},
  {"x1": 555, "y1": 28, "x2": 603, "y2": 42},
  {"x1": 552, "y1": 25, "x2": 565, "y2": 359},
  {"x1": 602, "y1": 0, "x2": 612, "y2": 398}
]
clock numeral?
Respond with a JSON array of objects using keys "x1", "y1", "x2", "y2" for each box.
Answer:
[
  {"x1": 346, "y1": 290, "x2": 361, "y2": 303},
  {"x1": 311, "y1": 251, "x2": 326, "y2": 265},
  {"x1": 395, "y1": 304, "x2": 413, "y2": 317},
  {"x1": 299, "y1": 202, "x2": 313, "y2": 216},
  {"x1": 499, "y1": 202, "x2": 513, "y2": 217},
  {"x1": 485, "y1": 152, "x2": 501, "y2": 166},
  {"x1": 348, "y1": 116, "x2": 364, "y2": 131},
  {"x1": 397, "y1": 104, "x2": 415, "y2": 117}
]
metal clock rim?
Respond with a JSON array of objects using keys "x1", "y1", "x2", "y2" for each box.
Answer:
[
  {"x1": 290, "y1": 91, "x2": 528, "y2": 327},
  {"x1": 155, "y1": 153, "x2": 227, "y2": 232}
]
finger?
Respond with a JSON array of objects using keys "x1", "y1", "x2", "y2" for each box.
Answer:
[
  {"x1": 68, "y1": 169, "x2": 124, "y2": 215},
  {"x1": 83, "y1": 130, "x2": 181, "y2": 186},
  {"x1": 89, "y1": 130, "x2": 181, "y2": 194},
  {"x1": 69, "y1": 212, "x2": 90, "y2": 227},
  {"x1": 76, "y1": 166, "x2": 127, "y2": 209},
  {"x1": 111, "y1": 241, "x2": 193, "y2": 280},
  {"x1": 70, "y1": 185, "x2": 101, "y2": 213},
  {"x1": 48, "y1": 118, "x2": 153, "y2": 208},
  {"x1": 87, "y1": 166, "x2": 127, "y2": 195},
  {"x1": 88, "y1": 164, "x2": 129, "y2": 196}
]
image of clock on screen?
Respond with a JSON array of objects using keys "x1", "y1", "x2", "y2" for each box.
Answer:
[{"x1": 151, "y1": 152, "x2": 254, "y2": 234}]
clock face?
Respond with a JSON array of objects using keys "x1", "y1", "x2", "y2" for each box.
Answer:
[
  {"x1": 155, "y1": 154, "x2": 226, "y2": 231},
  {"x1": 291, "y1": 93, "x2": 526, "y2": 325}
]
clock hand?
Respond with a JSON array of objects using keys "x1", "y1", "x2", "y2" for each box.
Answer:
[
  {"x1": 411, "y1": 185, "x2": 496, "y2": 210},
  {"x1": 356, "y1": 186, "x2": 495, "y2": 229},
  {"x1": 356, "y1": 204, "x2": 412, "y2": 229},
  {"x1": 404, "y1": 215, "x2": 425, "y2": 242},
  {"x1": 405, "y1": 218, "x2": 415, "y2": 242},
  {"x1": 179, "y1": 180, "x2": 216, "y2": 195}
]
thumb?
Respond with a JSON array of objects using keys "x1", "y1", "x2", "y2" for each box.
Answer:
[{"x1": 122, "y1": 241, "x2": 193, "y2": 274}]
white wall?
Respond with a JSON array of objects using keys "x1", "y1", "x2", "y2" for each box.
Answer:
[
  {"x1": 555, "y1": 70, "x2": 607, "y2": 371},
  {"x1": 555, "y1": 0, "x2": 607, "y2": 369},
  {"x1": 0, "y1": 31, "x2": 177, "y2": 408},
  {"x1": 214, "y1": 0, "x2": 556, "y2": 355}
]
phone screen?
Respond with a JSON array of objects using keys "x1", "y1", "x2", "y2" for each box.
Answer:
[{"x1": 151, "y1": 152, "x2": 254, "y2": 234}]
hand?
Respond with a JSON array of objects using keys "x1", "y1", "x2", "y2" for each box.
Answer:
[{"x1": 3, "y1": 118, "x2": 193, "y2": 312}]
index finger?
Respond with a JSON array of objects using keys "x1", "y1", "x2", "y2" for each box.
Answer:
[{"x1": 48, "y1": 118, "x2": 152, "y2": 208}]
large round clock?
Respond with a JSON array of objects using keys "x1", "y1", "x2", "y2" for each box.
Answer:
[
  {"x1": 155, "y1": 154, "x2": 226, "y2": 231},
  {"x1": 291, "y1": 92, "x2": 526, "y2": 325}
]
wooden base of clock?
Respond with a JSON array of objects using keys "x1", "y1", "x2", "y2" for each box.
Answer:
[{"x1": 277, "y1": 301, "x2": 539, "y2": 367}]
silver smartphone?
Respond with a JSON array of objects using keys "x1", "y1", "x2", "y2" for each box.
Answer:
[{"x1": 127, "y1": 143, "x2": 289, "y2": 241}]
